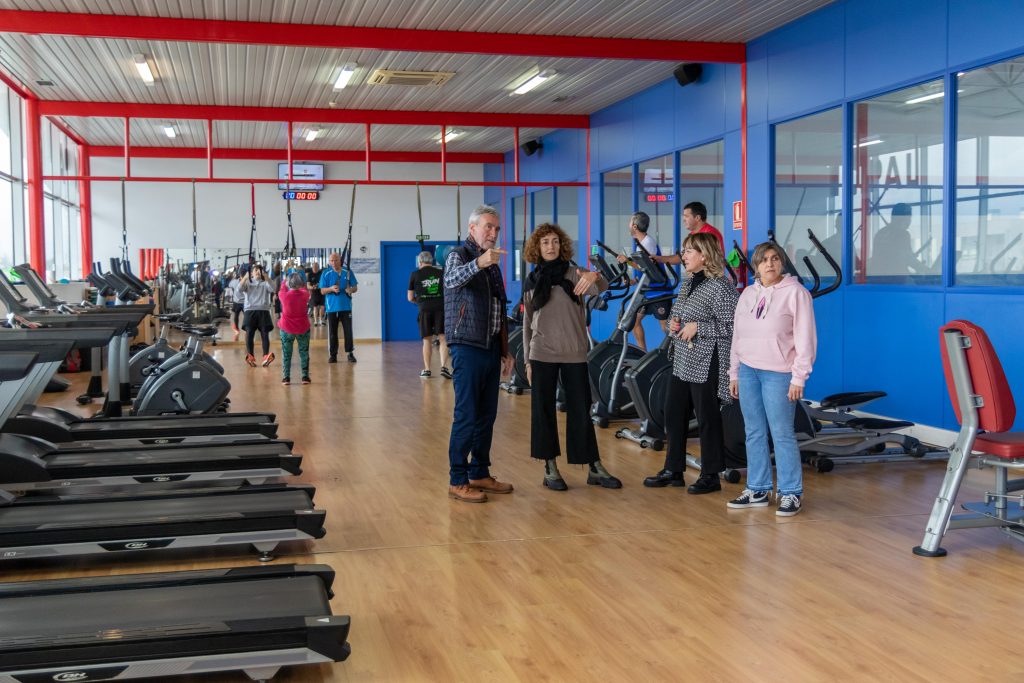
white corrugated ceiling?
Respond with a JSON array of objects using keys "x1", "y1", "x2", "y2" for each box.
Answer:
[{"x1": 0, "y1": 0, "x2": 835, "y2": 152}]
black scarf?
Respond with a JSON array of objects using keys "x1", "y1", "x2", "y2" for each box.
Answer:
[
  {"x1": 464, "y1": 236, "x2": 505, "y2": 301},
  {"x1": 685, "y1": 269, "x2": 707, "y2": 296},
  {"x1": 525, "y1": 258, "x2": 579, "y2": 310}
]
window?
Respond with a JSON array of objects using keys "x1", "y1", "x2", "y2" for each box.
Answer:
[
  {"x1": 775, "y1": 109, "x2": 843, "y2": 284},
  {"x1": 556, "y1": 186, "x2": 579, "y2": 260},
  {"x1": 956, "y1": 57, "x2": 1024, "y2": 286},
  {"x1": 533, "y1": 187, "x2": 553, "y2": 227},
  {"x1": 680, "y1": 140, "x2": 725, "y2": 249},
  {"x1": 0, "y1": 82, "x2": 25, "y2": 270},
  {"x1": 41, "y1": 119, "x2": 80, "y2": 281},
  {"x1": 852, "y1": 79, "x2": 944, "y2": 284},
  {"x1": 637, "y1": 153, "x2": 674, "y2": 256},
  {"x1": 512, "y1": 193, "x2": 526, "y2": 280},
  {"x1": 602, "y1": 165, "x2": 632, "y2": 256}
]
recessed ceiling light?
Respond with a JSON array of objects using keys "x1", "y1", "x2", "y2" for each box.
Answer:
[
  {"x1": 162, "y1": 125, "x2": 176, "y2": 139},
  {"x1": 306, "y1": 128, "x2": 320, "y2": 142},
  {"x1": 334, "y1": 64, "x2": 357, "y2": 90},
  {"x1": 511, "y1": 70, "x2": 555, "y2": 96},
  {"x1": 437, "y1": 129, "x2": 461, "y2": 144},
  {"x1": 133, "y1": 54, "x2": 156, "y2": 85}
]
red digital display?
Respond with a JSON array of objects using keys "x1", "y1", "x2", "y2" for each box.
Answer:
[
  {"x1": 645, "y1": 193, "x2": 673, "y2": 203},
  {"x1": 282, "y1": 190, "x2": 320, "y2": 200}
]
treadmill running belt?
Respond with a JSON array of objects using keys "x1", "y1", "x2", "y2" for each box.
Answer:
[{"x1": 0, "y1": 575, "x2": 330, "y2": 645}]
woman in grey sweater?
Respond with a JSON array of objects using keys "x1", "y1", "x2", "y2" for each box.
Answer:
[
  {"x1": 522, "y1": 223, "x2": 620, "y2": 491},
  {"x1": 239, "y1": 263, "x2": 276, "y2": 367}
]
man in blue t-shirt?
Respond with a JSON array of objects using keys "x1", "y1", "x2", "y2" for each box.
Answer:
[{"x1": 319, "y1": 251, "x2": 359, "y2": 363}]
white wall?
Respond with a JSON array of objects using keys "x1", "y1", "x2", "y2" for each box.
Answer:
[{"x1": 90, "y1": 157, "x2": 485, "y2": 339}]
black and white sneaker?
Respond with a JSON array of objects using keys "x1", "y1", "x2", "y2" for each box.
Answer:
[
  {"x1": 776, "y1": 494, "x2": 802, "y2": 517},
  {"x1": 420, "y1": 369, "x2": 431, "y2": 378},
  {"x1": 727, "y1": 489, "x2": 772, "y2": 509}
]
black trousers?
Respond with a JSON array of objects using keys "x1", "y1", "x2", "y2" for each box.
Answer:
[
  {"x1": 664, "y1": 346, "x2": 725, "y2": 476},
  {"x1": 530, "y1": 360, "x2": 600, "y2": 465},
  {"x1": 327, "y1": 310, "x2": 354, "y2": 358}
]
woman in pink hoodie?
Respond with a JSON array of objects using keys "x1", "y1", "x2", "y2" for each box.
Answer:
[
  {"x1": 278, "y1": 272, "x2": 311, "y2": 386},
  {"x1": 727, "y1": 242, "x2": 816, "y2": 517}
]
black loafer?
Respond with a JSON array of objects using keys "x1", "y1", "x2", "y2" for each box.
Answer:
[
  {"x1": 687, "y1": 475, "x2": 722, "y2": 495},
  {"x1": 643, "y1": 469, "x2": 684, "y2": 488},
  {"x1": 543, "y1": 477, "x2": 568, "y2": 491}
]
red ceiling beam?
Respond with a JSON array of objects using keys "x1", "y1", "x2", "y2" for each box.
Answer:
[
  {"x1": 88, "y1": 145, "x2": 504, "y2": 164},
  {"x1": 38, "y1": 101, "x2": 588, "y2": 129},
  {"x1": 0, "y1": 10, "x2": 745, "y2": 63}
]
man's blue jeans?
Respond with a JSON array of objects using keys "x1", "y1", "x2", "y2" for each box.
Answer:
[
  {"x1": 448, "y1": 342, "x2": 501, "y2": 486},
  {"x1": 738, "y1": 363, "x2": 803, "y2": 496}
]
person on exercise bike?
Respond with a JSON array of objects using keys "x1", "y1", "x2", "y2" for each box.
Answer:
[{"x1": 615, "y1": 211, "x2": 674, "y2": 352}]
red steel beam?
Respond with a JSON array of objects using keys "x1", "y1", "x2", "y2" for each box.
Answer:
[
  {"x1": 38, "y1": 101, "x2": 589, "y2": 129},
  {"x1": 206, "y1": 119, "x2": 213, "y2": 178},
  {"x1": 44, "y1": 175, "x2": 586, "y2": 188},
  {"x1": 78, "y1": 145, "x2": 92, "y2": 277},
  {"x1": 364, "y1": 123, "x2": 371, "y2": 181},
  {"x1": 87, "y1": 145, "x2": 504, "y2": 164},
  {"x1": 0, "y1": 10, "x2": 745, "y2": 63},
  {"x1": 25, "y1": 98, "x2": 45, "y2": 274}
]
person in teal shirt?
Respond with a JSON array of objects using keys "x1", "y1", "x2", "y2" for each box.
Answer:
[{"x1": 319, "y1": 252, "x2": 359, "y2": 363}]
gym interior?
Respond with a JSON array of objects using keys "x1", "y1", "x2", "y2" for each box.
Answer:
[{"x1": 0, "y1": 0, "x2": 1022, "y2": 680}]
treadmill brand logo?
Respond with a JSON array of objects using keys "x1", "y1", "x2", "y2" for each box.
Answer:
[
  {"x1": 53, "y1": 674, "x2": 88, "y2": 682},
  {"x1": 124, "y1": 542, "x2": 149, "y2": 549}
]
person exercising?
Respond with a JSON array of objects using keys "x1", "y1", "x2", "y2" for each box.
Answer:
[
  {"x1": 319, "y1": 252, "x2": 358, "y2": 363},
  {"x1": 615, "y1": 211, "x2": 673, "y2": 352},
  {"x1": 871, "y1": 203, "x2": 929, "y2": 277},
  {"x1": 651, "y1": 201, "x2": 725, "y2": 266},
  {"x1": 408, "y1": 251, "x2": 450, "y2": 378}
]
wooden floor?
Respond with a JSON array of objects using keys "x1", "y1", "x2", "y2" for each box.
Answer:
[{"x1": 19, "y1": 326, "x2": 1024, "y2": 682}]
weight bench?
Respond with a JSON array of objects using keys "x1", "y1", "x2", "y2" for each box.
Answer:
[{"x1": 913, "y1": 320, "x2": 1024, "y2": 557}]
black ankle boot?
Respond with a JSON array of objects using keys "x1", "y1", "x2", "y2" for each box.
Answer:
[
  {"x1": 687, "y1": 474, "x2": 721, "y2": 495},
  {"x1": 643, "y1": 469, "x2": 684, "y2": 488}
]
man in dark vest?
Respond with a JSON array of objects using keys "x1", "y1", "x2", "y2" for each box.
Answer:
[{"x1": 444, "y1": 205, "x2": 515, "y2": 503}]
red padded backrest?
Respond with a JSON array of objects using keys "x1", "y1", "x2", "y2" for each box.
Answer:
[{"x1": 940, "y1": 320, "x2": 1016, "y2": 432}]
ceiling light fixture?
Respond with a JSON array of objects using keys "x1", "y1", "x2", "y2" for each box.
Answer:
[
  {"x1": 512, "y1": 69, "x2": 555, "y2": 96},
  {"x1": 133, "y1": 54, "x2": 156, "y2": 85},
  {"x1": 438, "y1": 129, "x2": 461, "y2": 144},
  {"x1": 162, "y1": 125, "x2": 176, "y2": 139},
  {"x1": 856, "y1": 138, "x2": 883, "y2": 147},
  {"x1": 334, "y1": 63, "x2": 357, "y2": 90},
  {"x1": 905, "y1": 91, "x2": 945, "y2": 104},
  {"x1": 305, "y1": 128, "x2": 320, "y2": 142}
]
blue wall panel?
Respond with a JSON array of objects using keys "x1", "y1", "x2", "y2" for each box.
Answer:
[
  {"x1": 766, "y1": 1, "x2": 846, "y2": 122},
  {"x1": 943, "y1": 293, "x2": 1024, "y2": 431},
  {"x1": 844, "y1": 0, "x2": 947, "y2": 98},
  {"x1": 672, "y1": 62, "x2": 729, "y2": 148},
  {"x1": 806, "y1": 288, "x2": 845, "y2": 400},
  {"x1": 843, "y1": 288, "x2": 946, "y2": 427},
  {"x1": 948, "y1": 0, "x2": 1024, "y2": 69},
  {"x1": 591, "y1": 99, "x2": 634, "y2": 171},
  {"x1": 630, "y1": 80, "x2": 676, "y2": 162},
  {"x1": 745, "y1": 122, "x2": 771, "y2": 241},
  {"x1": 746, "y1": 38, "x2": 770, "y2": 126}
]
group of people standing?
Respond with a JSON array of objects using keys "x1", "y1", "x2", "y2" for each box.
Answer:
[
  {"x1": 224, "y1": 252, "x2": 360, "y2": 385},
  {"x1": 443, "y1": 203, "x2": 817, "y2": 519}
]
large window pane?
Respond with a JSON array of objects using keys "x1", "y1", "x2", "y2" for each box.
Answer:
[
  {"x1": 680, "y1": 140, "x2": 725, "y2": 245},
  {"x1": 0, "y1": 180, "x2": 12, "y2": 268},
  {"x1": 512, "y1": 193, "x2": 526, "y2": 280},
  {"x1": 956, "y1": 57, "x2": 1024, "y2": 285},
  {"x1": 602, "y1": 166, "x2": 632, "y2": 256},
  {"x1": 556, "y1": 186, "x2": 579, "y2": 260},
  {"x1": 637, "y1": 153, "x2": 674, "y2": 256},
  {"x1": 852, "y1": 79, "x2": 944, "y2": 284},
  {"x1": 775, "y1": 108, "x2": 843, "y2": 284},
  {"x1": 533, "y1": 187, "x2": 553, "y2": 227}
]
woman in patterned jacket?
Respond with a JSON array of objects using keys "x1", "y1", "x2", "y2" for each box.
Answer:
[{"x1": 643, "y1": 231, "x2": 739, "y2": 494}]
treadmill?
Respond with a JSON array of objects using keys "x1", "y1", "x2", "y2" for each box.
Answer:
[
  {"x1": 0, "y1": 564, "x2": 351, "y2": 681},
  {"x1": 0, "y1": 324, "x2": 280, "y2": 441}
]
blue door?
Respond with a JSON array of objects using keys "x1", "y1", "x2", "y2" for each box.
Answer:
[{"x1": 381, "y1": 241, "x2": 458, "y2": 341}]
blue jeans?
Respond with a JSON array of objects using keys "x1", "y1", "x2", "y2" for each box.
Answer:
[
  {"x1": 448, "y1": 342, "x2": 501, "y2": 486},
  {"x1": 738, "y1": 363, "x2": 803, "y2": 496}
]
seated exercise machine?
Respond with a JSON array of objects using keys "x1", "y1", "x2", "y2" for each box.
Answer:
[{"x1": 913, "y1": 320, "x2": 1024, "y2": 557}]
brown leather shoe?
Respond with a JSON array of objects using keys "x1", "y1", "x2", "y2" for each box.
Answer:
[
  {"x1": 469, "y1": 476, "x2": 514, "y2": 494},
  {"x1": 449, "y1": 484, "x2": 487, "y2": 503}
]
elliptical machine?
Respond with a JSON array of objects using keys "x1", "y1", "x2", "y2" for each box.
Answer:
[{"x1": 588, "y1": 242, "x2": 669, "y2": 427}]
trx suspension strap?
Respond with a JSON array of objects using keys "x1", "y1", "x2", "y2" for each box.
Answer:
[
  {"x1": 284, "y1": 193, "x2": 297, "y2": 258},
  {"x1": 340, "y1": 181, "x2": 357, "y2": 297},
  {"x1": 191, "y1": 180, "x2": 198, "y2": 267},
  {"x1": 120, "y1": 179, "x2": 128, "y2": 261},
  {"x1": 416, "y1": 183, "x2": 425, "y2": 252},
  {"x1": 247, "y1": 183, "x2": 257, "y2": 266}
]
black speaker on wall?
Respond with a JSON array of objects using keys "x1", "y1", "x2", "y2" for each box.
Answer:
[
  {"x1": 521, "y1": 139, "x2": 543, "y2": 157},
  {"x1": 673, "y1": 63, "x2": 703, "y2": 87}
]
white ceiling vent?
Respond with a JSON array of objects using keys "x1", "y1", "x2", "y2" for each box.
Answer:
[{"x1": 367, "y1": 69, "x2": 455, "y2": 86}]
